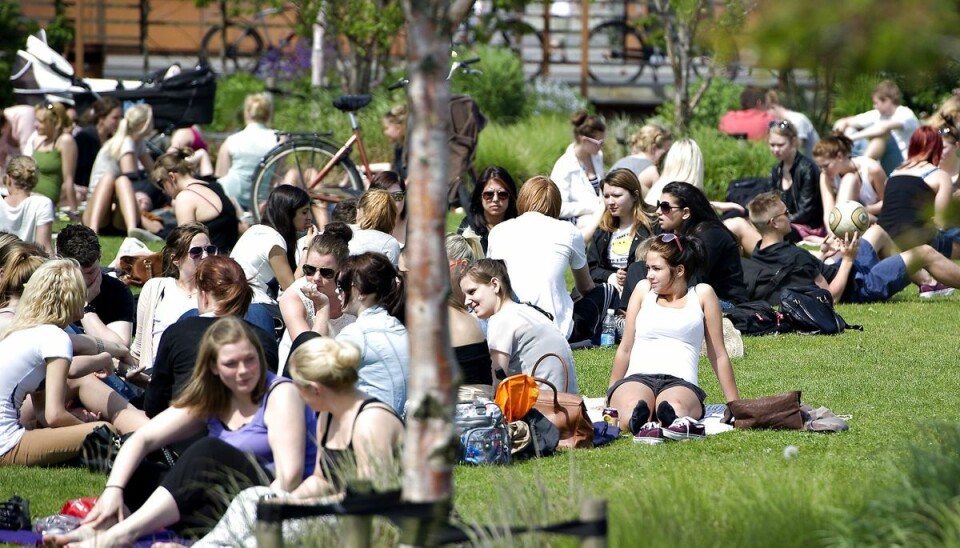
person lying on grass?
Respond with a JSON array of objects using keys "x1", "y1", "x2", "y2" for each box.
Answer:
[
  {"x1": 747, "y1": 192, "x2": 960, "y2": 303},
  {"x1": 608, "y1": 234, "x2": 740, "y2": 445},
  {"x1": 47, "y1": 316, "x2": 316, "y2": 547},
  {"x1": 0, "y1": 259, "x2": 147, "y2": 467}
]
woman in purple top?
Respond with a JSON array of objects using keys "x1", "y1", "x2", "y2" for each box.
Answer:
[{"x1": 49, "y1": 316, "x2": 317, "y2": 546}]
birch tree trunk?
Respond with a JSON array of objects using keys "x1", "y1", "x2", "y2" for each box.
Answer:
[{"x1": 399, "y1": 0, "x2": 474, "y2": 544}]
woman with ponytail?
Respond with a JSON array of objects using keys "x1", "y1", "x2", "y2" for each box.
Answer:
[{"x1": 153, "y1": 149, "x2": 240, "y2": 252}]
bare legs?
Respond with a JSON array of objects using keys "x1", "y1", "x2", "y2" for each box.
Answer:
[
  {"x1": 47, "y1": 488, "x2": 180, "y2": 548},
  {"x1": 609, "y1": 381, "x2": 704, "y2": 435},
  {"x1": 83, "y1": 175, "x2": 140, "y2": 234}
]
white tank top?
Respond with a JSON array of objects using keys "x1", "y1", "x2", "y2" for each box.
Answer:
[
  {"x1": 832, "y1": 159, "x2": 879, "y2": 207},
  {"x1": 626, "y1": 285, "x2": 704, "y2": 385}
]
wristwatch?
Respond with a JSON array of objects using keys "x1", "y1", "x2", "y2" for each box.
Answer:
[{"x1": 83, "y1": 303, "x2": 97, "y2": 314}]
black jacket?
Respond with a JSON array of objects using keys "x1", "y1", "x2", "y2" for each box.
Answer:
[
  {"x1": 588, "y1": 225, "x2": 651, "y2": 284},
  {"x1": 771, "y1": 153, "x2": 823, "y2": 229}
]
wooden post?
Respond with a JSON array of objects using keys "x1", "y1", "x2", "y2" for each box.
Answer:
[
  {"x1": 74, "y1": 0, "x2": 86, "y2": 78},
  {"x1": 140, "y1": 0, "x2": 149, "y2": 75},
  {"x1": 343, "y1": 515, "x2": 373, "y2": 548},
  {"x1": 541, "y1": 0, "x2": 550, "y2": 78},
  {"x1": 579, "y1": 0, "x2": 589, "y2": 97},
  {"x1": 579, "y1": 498, "x2": 607, "y2": 548}
]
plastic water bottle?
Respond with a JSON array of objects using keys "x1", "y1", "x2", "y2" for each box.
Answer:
[{"x1": 600, "y1": 309, "x2": 616, "y2": 348}]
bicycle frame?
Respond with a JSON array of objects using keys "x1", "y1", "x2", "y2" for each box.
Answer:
[{"x1": 307, "y1": 111, "x2": 373, "y2": 191}]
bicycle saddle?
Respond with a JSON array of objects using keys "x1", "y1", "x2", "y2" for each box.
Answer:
[{"x1": 332, "y1": 95, "x2": 372, "y2": 112}]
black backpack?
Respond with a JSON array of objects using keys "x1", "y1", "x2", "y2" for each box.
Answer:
[
  {"x1": 778, "y1": 286, "x2": 862, "y2": 335},
  {"x1": 721, "y1": 177, "x2": 771, "y2": 220},
  {"x1": 741, "y1": 255, "x2": 818, "y2": 305},
  {"x1": 726, "y1": 300, "x2": 791, "y2": 336}
]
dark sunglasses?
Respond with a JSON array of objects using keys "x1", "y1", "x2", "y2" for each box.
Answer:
[
  {"x1": 188, "y1": 245, "x2": 218, "y2": 259},
  {"x1": 656, "y1": 200, "x2": 681, "y2": 214},
  {"x1": 389, "y1": 191, "x2": 405, "y2": 202},
  {"x1": 482, "y1": 190, "x2": 510, "y2": 201},
  {"x1": 659, "y1": 233, "x2": 683, "y2": 252},
  {"x1": 302, "y1": 264, "x2": 337, "y2": 279}
]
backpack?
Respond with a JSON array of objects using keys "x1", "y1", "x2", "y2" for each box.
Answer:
[
  {"x1": 726, "y1": 300, "x2": 791, "y2": 336},
  {"x1": 447, "y1": 95, "x2": 486, "y2": 208},
  {"x1": 778, "y1": 286, "x2": 862, "y2": 335},
  {"x1": 741, "y1": 255, "x2": 818, "y2": 304},
  {"x1": 721, "y1": 177, "x2": 771, "y2": 220},
  {"x1": 455, "y1": 399, "x2": 511, "y2": 465}
]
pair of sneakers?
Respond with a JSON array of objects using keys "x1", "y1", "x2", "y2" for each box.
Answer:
[{"x1": 632, "y1": 417, "x2": 705, "y2": 445}]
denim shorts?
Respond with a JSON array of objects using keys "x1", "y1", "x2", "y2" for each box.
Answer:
[
  {"x1": 606, "y1": 373, "x2": 707, "y2": 418},
  {"x1": 847, "y1": 239, "x2": 909, "y2": 303}
]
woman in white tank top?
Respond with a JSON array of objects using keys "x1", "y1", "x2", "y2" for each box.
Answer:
[
  {"x1": 814, "y1": 134, "x2": 887, "y2": 224},
  {"x1": 607, "y1": 233, "x2": 740, "y2": 443}
]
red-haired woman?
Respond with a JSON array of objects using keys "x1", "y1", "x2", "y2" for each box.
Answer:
[{"x1": 877, "y1": 126, "x2": 956, "y2": 259}]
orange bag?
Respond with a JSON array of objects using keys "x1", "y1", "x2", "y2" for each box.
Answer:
[{"x1": 494, "y1": 374, "x2": 540, "y2": 422}]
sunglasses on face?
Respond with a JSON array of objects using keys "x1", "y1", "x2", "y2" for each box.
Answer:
[
  {"x1": 302, "y1": 264, "x2": 337, "y2": 279},
  {"x1": 659, "y1": 233, "x2": 683, "y2": 252},
  {"x1": 482, "y1": 190, "x2": 510, "y2": 201},
  {"x1": 188, "y1": 245, "x2": 218, "y2": 259},
  {"x1": 583, "y1": 135, "x2": 605, "y2": 147},
  {"x1": 390, "y1": 191, "x2": 405, "y2": 202},
  {"x1": 656, "y1": 200, "x2": 681, "y2": 214}
]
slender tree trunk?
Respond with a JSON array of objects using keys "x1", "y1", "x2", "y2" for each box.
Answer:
[{"x1": 399, "y1": 0, "x2": 475, "y2": 544}]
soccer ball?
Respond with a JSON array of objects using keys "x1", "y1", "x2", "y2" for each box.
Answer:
[{"x1": 828, "y1": 200, "x2": 869, "y2": 237}]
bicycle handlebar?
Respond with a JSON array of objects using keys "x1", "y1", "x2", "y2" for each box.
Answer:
[{"x1": 387, "y1": 79, "x2": 409, "y2": 91}]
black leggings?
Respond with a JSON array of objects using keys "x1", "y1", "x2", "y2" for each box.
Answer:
[
  {"x1": 570, "y1": 284, "x2": 615, "y2": 343},
  {"x1": 127, "y1": 437, "x2": 271, "y2": 536}
]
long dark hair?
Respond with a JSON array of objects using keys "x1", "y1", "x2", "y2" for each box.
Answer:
[
  {"x1": 337, "y1": 252, "x2": 405, "y2": 322},
  {"x1": 467, "y1": 166, "x2": 519, "y2": 234},
  {"x1": 262, "y1": 185, "x2": 311, "y2": 269},
  {"x1": 646, "y1": 233, "x2": 706, "y2": 281},
  {"x1": 660, "y1": 181, "x2": 732, "y2": 240}
]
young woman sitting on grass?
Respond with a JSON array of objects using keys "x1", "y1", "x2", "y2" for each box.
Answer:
[
  {"x1": 608, "y1": 234, "x2": 740, "y2": 444},
  {"x1": 460, "y1": 258, "x2": 578, "y2": 394},
  {"x1": 0, "y1": 156, "x2": 54, "y2": 255},
  {"x1": 48, "y1": 316, "x2": 317, "y2": 547},
  {"x1": 0, "y1": 259, "x2": 147, "y2": 467},
  {"x1": 446, "y1": 233, "x2": 494, "y2": 400},
  {"x1": 349, "y1": 189, "x2": 402, "y2": 266}
]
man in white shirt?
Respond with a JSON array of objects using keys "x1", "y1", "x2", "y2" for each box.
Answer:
[{"x1": 833, "y1": 80, "x2": 919, "y2": 174}]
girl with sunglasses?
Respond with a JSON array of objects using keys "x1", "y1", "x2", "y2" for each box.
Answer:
[
  {"x1": 369, "y1": 171, "x2": 408, "y2": 248},
  {"x1": 608, "y1": 234, "x2": 739, "y2": 444},
  {"x1": 549, "y1": 110, "x2": 607, "y2": 241},
  {"x1": 131, "y1": 223, "x2": 217, "y2": 374},
  {"x1": 458, "y1": 166, "x2": 519, "y2": 253},
  {"x1": 279, "y1": 223, "x2": 357, "y2": 368},
  {"x1": 152, "y1": 149, "x2": 240, "y2": 253}
]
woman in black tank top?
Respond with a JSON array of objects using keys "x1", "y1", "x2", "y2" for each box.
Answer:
[{"x1": 285, "y1": 337, "x2": 404, "y2": 497}]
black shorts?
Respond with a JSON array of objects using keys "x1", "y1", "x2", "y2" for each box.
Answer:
[{"x1": 606, "y1": 373, "x2": 707, "y2": 417}]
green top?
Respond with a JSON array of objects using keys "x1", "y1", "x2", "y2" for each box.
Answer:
[{"x1": 32, "y1": 149, "x2": 62, "y2": 203}]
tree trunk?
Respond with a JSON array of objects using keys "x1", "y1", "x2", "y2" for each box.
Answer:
[{"x1": 399, "y1": 0, "x2": 474, "y2": 544}]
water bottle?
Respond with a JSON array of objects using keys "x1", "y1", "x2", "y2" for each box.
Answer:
[{"x1": 600, "y1": 309, "x2": 617, "y2": 348}]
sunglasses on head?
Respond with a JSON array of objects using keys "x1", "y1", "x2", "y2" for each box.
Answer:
[
  {"x1": 302, "y1": 264, "x2": 337, "y2": 279},
  {"x1": 656, "y1": 200, "x2": 681, "y2": 214},
  {"x1": 658, "y1": 233, "x2": 683, "y2": 252},
  {"x1": 768, "y1": 119, "x2": 792, "y2": 130},
  {"x1": 188, "y1": 245, "x2": 218, "y2": 259},
  {"x1": 482, "y1": 190, "x2": 510, "y2": 201}
]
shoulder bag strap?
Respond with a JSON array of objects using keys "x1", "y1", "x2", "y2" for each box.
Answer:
[{"x1": 531, "y1": 352, "x2": 569, "y2": 393}]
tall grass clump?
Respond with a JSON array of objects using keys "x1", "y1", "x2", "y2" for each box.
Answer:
[
  {"x1": 693, "y1": 126, "x2": 772, "y2": 200},
  {"x1": 824, "y1": 422, "x2": 960, "y2": 547},
  {"x1": 474, "y1": 114, "x2": 570, "y2": 183},
  {"x1": 452, "y1": 45, "x2": 530, "y2": 125}
]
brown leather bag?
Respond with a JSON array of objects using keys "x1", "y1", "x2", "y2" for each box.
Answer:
[
  {"x1": 531, "y1": 353, "x2": 594, "y2": 449},
  {"x1": 725, "y1": 391, "x2": 804, "y2": 430},
  {"x1": 117, "y1": 253, "x2": 163, "y2": 287}
]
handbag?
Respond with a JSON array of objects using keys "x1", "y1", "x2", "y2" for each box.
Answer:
[
  {"x1": 724, "y1": 391, "x2": 804, "y2": 430},
  {"x1": 117, "y1": 252, "x2": 163, "y2": 287},
  {"x1": 531, "y1": 353, "x2": 594, "y2": 449}
]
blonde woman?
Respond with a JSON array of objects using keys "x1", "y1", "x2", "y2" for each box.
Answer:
[
  {"x1": 0, "y1": 259, "x2": 146, "y2": 467},
  {"x1": 29, "y1": 103, "x2": 78, "y2": 216},
  {"x1": 83, "y1": 104, "x2": 155, "y2": 236},
  {"x1": 611, "y1": 124, "x2": 673, "y2": 193},
  {"x1": 644, "y1": 138, "x2": 704, "y2": 206},
  {"x1": 0, "y1": 157, "x2": 54, "y2": 254},
  {"x1": 216, "y1": 93, "x2": 277, "y2": 212},
  {"x1": 348, "y1": 189, "x2": 401, "y2": 266}
]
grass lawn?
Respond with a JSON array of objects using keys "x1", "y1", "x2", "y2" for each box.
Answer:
[{"x1": 4, "y1": 218, "x2": 958, "y2": 546}]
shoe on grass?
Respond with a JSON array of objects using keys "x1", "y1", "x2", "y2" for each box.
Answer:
[
  {"x1": 632, "y1": 422, "x2": 665, "y2": 445},
  {"x1": 662, "y1": 417, "x2": 705, "y2": 441},
  {"x1": 919, "y1": 282, "x2": 955, "y2": 299}
]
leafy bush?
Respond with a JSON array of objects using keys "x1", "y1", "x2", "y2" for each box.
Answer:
[
  {"x1": 528, "y1": 77, "x2": 587, "y2": 117},
  {"x1": 452, "y1": 45, "x2": 529, "y2": 125},
  {"x1": 656, "y1": 77, "x2": 744, "y2": 131},
  {"x1": 692, "y1": 125, "x2": 772, "y2": 200},
  {"x1": 209, "y1": 73, "x2": 265, "y2": 133},
  {"x1": 474, "y1": 114, "x2": 570, "y2": 183},
  {"x1": 830, "y1": 75, "x2": 878, "y2": 122}
]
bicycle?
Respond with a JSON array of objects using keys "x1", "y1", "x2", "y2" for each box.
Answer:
[
  {"x1": 455, "y1": 2, "x2": 544, "y2": 80},
  {"x1": 200, "y1": 4, "x2": 302, "y2": 75}
]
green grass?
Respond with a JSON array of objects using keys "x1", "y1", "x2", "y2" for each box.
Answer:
[{"x1": 10, "y1": 222, "x2": 959, "y2": 545}]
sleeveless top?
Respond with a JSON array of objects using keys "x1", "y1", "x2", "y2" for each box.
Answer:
[
  {"x1": 455, "y1": 341, "x2": 494, "y2": 386},
  {"x1": 626, "y1": 286, "x2": 704, "y2": 385},
  {"x1": 318, "y1": 398, "x2": 402, "y2": 488},
  {"x1": 33, "y1": 143, "x2": 63, "y2": 203},
  {"x1": 206, "y1": 372, "x2": 318, "y2": 477},
  {"x1": 877, "y1": 170, "x2": 937, "y2": 245},
  {"x1": 832, "y1": 160, "x2": 879, "y2": 207},
  {"x1": 186, "y1": 181, "x2": 238, "y2": 252},
  {"x1": 218, "y1": 123, "x2": 277, "y2": 210}
]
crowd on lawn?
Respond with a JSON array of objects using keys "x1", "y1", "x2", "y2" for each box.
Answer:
[{"x1": 0, "y1": 79, "x2": 959, "y2": 545}]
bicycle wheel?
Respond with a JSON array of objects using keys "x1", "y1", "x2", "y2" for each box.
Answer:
[
  {"x1": 201, "y1": 23, "x2": 264, "y2": 74},
  {"x1": 587, "y1": 21, "x2": 646, "y2": 84},
  {"x1": 492, "y1": 18, "x2": 544, "y2": 80},
  {"x1": 250, "y1": 140, "x2": 364, "y2": 224}
]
